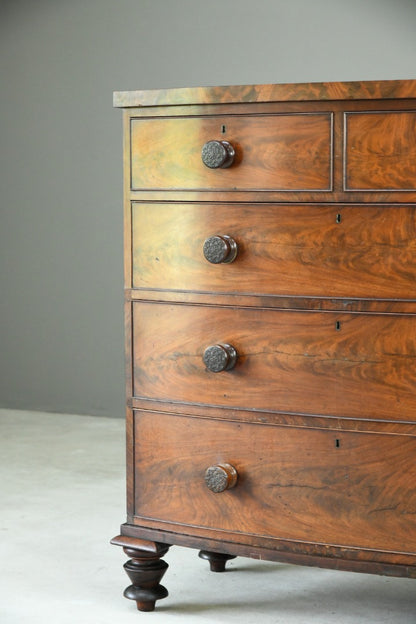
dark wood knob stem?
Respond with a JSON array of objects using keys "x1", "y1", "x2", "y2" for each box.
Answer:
[
  {"x1": 203, "y1": 343, "x2": 238, "y2": 372},
  {"x1": 203, "y1": 235, "x2": 238, "y2": 264},
  {"x1": 201, "y1": 140, "x2": 235, "y2": 169},
  {"x1": 205, "y1": 463, "x2": 238, "y2": 493}
]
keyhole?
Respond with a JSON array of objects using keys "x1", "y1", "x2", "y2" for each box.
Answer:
[
  {"x1": 336, "y1": 213, "x2": 342, "y2": 224},
  {"x1": 221, "y1": 125, "x2": 226, "y2": 134},
  {"x1": 335, "y1": 439, "x2": 340, "y2": 448},
  {"x1": 336, "y1": 321, "x2": 341, "y2": 331}
]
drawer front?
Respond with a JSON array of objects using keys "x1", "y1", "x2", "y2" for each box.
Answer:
[
  {"x1": 132, "y1": 302, "x2": 416, "y2": 421},
  {"x1": 130, "y1": 114, "x2": 332, "y2": 191},
  {"x1": 345, "y1": 111, "x2": 416, "y2": 191},
  {"x1": 132, "y1": 203, "x2": 416, "y2": 299},
  {"x1": 134, "y1": 411, "x2": 416, "y2": 554}
]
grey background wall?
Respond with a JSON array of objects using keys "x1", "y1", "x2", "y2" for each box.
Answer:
[{"x1": 1, "y1": 0, "x2": 416, "y2": 418}]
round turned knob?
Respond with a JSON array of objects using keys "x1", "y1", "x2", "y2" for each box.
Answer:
[
  {"x1": 201, "y1": 140, "x2": 235, "y2": 169},
  {"x1": 203, "y1": 343, "x2": 238, "y2": 373},
  {"x1": 203, "y1": 235, "x2": 238, "y2": 264},
  {"x1": 205, "y1": 463, "x2": 238, "y2": 493}
]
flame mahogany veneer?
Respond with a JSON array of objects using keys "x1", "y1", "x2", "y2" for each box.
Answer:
[{"x1": 112, "y1": 79, "x2": 416, "y2": 612}]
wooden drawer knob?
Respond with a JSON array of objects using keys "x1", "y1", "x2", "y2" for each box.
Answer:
[
  {"x1": 205, "y1": 463, "x2": 238, "y2": 493},
  {"x1": 203, "y1": 343, "x2": 238, "y2": 372},
  {"x1": 201, "y1": 140, "x2": 235, "y2": 169},
  {"x1": 203, "y1": 235, "x2": 238, "y2": 264}
]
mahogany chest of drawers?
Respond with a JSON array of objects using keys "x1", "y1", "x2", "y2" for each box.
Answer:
[{"x1": 111, "y1": 79, "x2": 416, "y2": 612}]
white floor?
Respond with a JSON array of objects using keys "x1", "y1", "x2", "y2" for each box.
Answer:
[{"x1": 1, "y1": 408, "x2": 415, "y2": 624}]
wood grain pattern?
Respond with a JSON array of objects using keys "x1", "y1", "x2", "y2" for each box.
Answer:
[
  {"x1": 132, "y1": 302, "x2": 416, "y2": 421},
  {"x1": 130, "y1": 114, "x2": 332, "y2": 191},
  {"x1": 127, "y1": 289, "x2": 416, "y2": 315},
  {"x1": 129, "y1": 396, "x2": 416, "y2": 437},
  {"x1": 120, "y1": 521, "x2": 416, "y2": 574},
  {"x1": 131, "y1": 202, "x2": 416, "y2": 299},
  {"x1": 345, "y1": 112, "x2": 416, "y2": 190},
  {"x1": 133, "y1": 411, "x2": 416, "y2": 554},
  {"x1": 114, "y1": 80, "x2": 416, "y2": 596},
  {"x1": 114, "y1": 79, "x2": 416, "y2": 108}
]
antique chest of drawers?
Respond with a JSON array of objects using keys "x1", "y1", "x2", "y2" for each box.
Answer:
[{"x1": 111, "y1": 79, "x2": 416, "y2": 612}]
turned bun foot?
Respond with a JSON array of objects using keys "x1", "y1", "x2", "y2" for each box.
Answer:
[
  {"x1": 198, "y1": 550, "x2": 237, "y2": 572},
  {"x1": 123, "y1": 550, "x2": 169, "y2": 612},
  {"x1": 111, "y1": 536, "x2": 170, "y2": 612}
]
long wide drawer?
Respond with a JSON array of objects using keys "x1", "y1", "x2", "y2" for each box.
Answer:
[
  {"x1": 132, "y1": 302, "x2": 416, "y2": 421},
  {"x1": 133, "y1": 411, "x2": 416, "y2": 554},
  {"x1": 131, "y1": 202, "x2": 416, "y2": 299},
  {"x1": 130, "y1": 113, "x2": 332, "y2": 191}
]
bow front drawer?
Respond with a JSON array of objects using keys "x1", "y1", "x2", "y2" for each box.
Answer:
[
  {"x1": 133, "y1": 411, "x2": 416, "y2": 555},
  {"x1": 131, "y1": 302, "x2": 416, "y2": 422},
  {"x1": 130, "y1": 113, "x2": 332, "y2": 192},
  {"x1": 131, "y1": 202, "x2": 416, "y2": 299}
]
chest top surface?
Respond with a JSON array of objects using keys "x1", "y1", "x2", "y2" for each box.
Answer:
[{"x1": 114, "y1": 78, "x2": 416, "y2": 107}]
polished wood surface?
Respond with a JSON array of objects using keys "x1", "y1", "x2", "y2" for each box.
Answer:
[
  {"x1": 125, "y1": 98, "x2": 416, "y2": 203},
  {"x1": 114, "y1": 78, "x2": 416, "y2": 108},
  {"x1": 113, "y1": 80, "x2": 416, "y2": 610},
  {"x1": 345, "y1": 111, "x2": 416, "y2": 190},
  {"x1": 130, "y1": 114, "x2": 332, "y2": 191},
  {"x1": 120, "y1": 521, "x2": 416, "y2": 576},
  {"x1": 133, "y1": 411, "x2": 416, "y2": 554},
  {"x1": 132, "y1": 302, "x2": 416, "y2": 421},
  {"x1": 131, "y1": 202, "x2": 416, "y2": 299}
]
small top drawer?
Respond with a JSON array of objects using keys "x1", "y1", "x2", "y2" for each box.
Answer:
[
  {"x1": 345, "y1": 111, "x2": 416, "y2": 191},
  {"x1": 130, "y1": 113, "x2": 332, "y2": 192}
]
